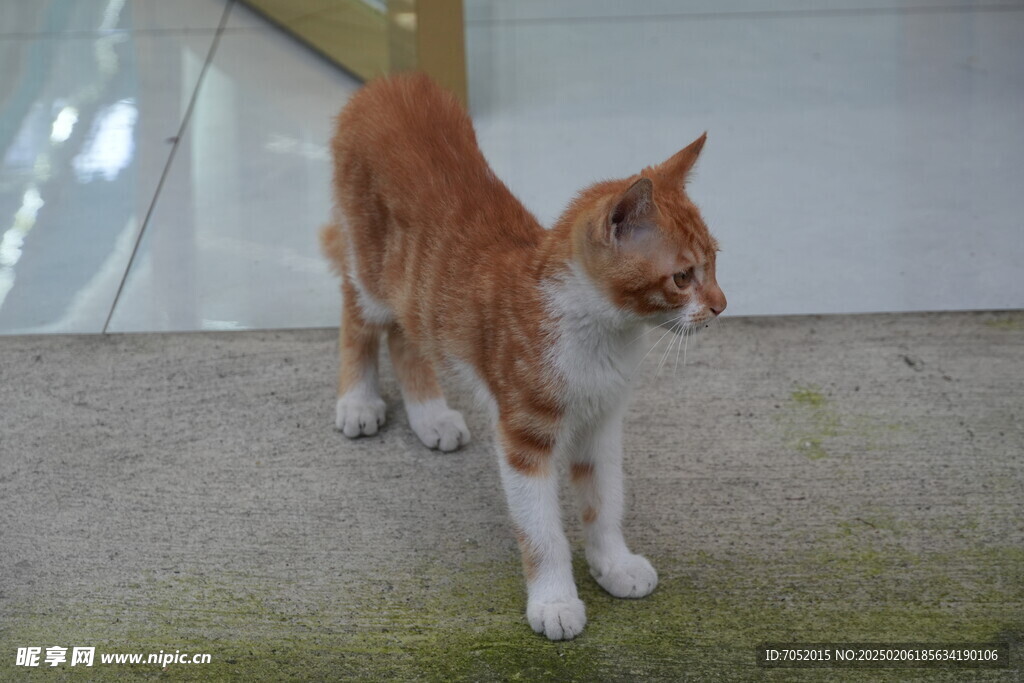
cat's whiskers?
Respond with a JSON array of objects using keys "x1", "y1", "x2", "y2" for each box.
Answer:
[
  {"x1": 673, "y1": 323, "x2": 687, "y2": 376},
  {"x1": 630, "y1": 324, "x2": 676, "y2": 380},
  {"x1": 655, "y1": 322, "x2": 683, "y2": 377},
  {"x1": 627, "y1": 319, "x2": 675, "y2": 347},
  {"x1": 654, "y1": 333, "x2": 672, "y2": 377},
  {"x1": 683, "y1": 324, "x2": 691, "y2": 369}
]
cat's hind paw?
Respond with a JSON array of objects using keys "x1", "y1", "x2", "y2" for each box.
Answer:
[
  {"x1": 407, "y1": 399, "x2": 470, "y2": 452},
  {"x1": 335, "y1": 393, "x2": 386, "y2": 437},
  {"x1": 590, "y1": 553, "x2": 658, "y2": 599},
  {"x1": 527, "y1": 598, "x2": 586, "y2": 641}
]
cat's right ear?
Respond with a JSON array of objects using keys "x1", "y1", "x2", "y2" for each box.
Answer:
[
  {"x1": 659, "y1": 132, "x2": 706, "y2": 185},
  {"x1": 606, "y1": 177, "x2": 655, "y2": 245}
]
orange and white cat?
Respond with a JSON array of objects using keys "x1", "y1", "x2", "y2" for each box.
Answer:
[{"x1": 321, "y1": 73, "x2": 726, "y2": 640}]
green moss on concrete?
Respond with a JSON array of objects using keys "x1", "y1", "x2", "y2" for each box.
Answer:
[
  {"x1": 778, "y1": 385, "x2": 841, "y2": 460},
  {"x1": 3, "y1": 541, "x2": 1021, "y2": 681},
  {"x1": 791, "y1": 387, "x2": 828, "y2": 408},
  {"x1": 984, "y1": 316, "x2": 1023, "y2": 331},
  {"x1": 797, "y1": 437, "x2": 829, "y2": 460},
  {"x1": 3, "y1": 494, "x2": 1019, "y2": 680},
  {"x1": 776, "y1": 385, "x2": 906, "y2": 461}
]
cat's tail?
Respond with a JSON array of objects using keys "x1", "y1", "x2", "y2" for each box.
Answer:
[{"x1": 319, "y1": 220, "x2": 346, "y2": 277}]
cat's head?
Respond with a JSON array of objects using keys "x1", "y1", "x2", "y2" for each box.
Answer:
[{"x1": 571, "y1": 133, "x2": 727, "y2": 330}]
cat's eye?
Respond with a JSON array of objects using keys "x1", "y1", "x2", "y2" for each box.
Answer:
[{"x1": 673, "y1": 270, "x2": 692, "y2": 288}]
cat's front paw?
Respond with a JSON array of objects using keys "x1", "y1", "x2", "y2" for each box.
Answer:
[
  {"x1": 407, "y1": 400, "x2": 470, "y2": 452},
  {"x1": 526, "y1": 597, "x2": 586, "y2": 641},
  {"x1": 335, "y1": 394, "x2": 386, "y2": 437},
  {"x1": 590, "y1": 553, "x2": 658, "y2": 598}
]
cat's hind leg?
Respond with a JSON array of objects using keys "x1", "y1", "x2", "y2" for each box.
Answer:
[
  {"x1": 334, "y1": 277, "x2": 387, "y2": 437},
  {"x1": 387, "y1": 324, "x2": 470, "y2": 452}
]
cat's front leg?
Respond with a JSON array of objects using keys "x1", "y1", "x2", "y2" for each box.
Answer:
[
  {"x1": 570, "y1": 405, "x2": 658, "y2": 599},
  {"x1": 497, "y1": 422, "x2": 585, "y2": 640}
]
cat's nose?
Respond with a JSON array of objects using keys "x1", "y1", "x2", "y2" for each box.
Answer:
[{"x1": 708, "y1": 290, "x2": 727, "y2": 316}]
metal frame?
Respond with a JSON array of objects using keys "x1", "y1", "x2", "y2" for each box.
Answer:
[{"x1": 240, "y1": 0, "x2": 467, "y2": 103}]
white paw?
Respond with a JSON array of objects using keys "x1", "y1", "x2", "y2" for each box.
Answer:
[
  {"x1": 590, "y1": 553, "x2": 658, "y2": 598},
  {"x1": 335, "y1": 393, "x2": 386, "y2": 438},
  {"x1": 527, "y1": 597, "x2": 586, "y2": 641},
  {"x1": 407, "y1": 399, "x2": 470, "y2": 452}
]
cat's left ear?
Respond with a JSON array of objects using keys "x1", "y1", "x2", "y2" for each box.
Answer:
[
  {"x1": 657, "y1": 132, "x2": 707, "y2": 186},
  {"x1": 607, "y1": 177, "x2": 655, "y2": 245}
]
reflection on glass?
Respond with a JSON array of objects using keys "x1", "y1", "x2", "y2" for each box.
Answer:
[
  {"x1": 0, "y1": 187, "x2": 45, "y2": 305},
  {"x1": 0, "y1": 0, "x2": 133, "y2": 331},
  {"x1": 50, "y1": 106, "x2": 79, "y2": 144},
  {"x1": 72, "y1": 99, "x2": 137, "y2": 183}
]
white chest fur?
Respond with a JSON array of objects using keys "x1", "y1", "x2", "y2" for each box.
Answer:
[{"x1": 542, "y1": 263, "x2": 645, "y2": 426}]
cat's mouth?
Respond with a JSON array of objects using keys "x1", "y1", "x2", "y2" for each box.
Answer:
[
  {"x1": 674, "y1": 319, "x2": 711, "y2": 335},
  {"x1": 652, "y1": 312, "x2": 714, "y2": 335}
]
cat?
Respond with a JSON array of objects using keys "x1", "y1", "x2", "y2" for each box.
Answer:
[{"x1": 320, "y1": 73, "x2": 726, "y2": 640}]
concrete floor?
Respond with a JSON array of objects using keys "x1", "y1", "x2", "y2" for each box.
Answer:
[{"x1": 1, "y1": 310, "x2": 1021, "y2": 679}]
